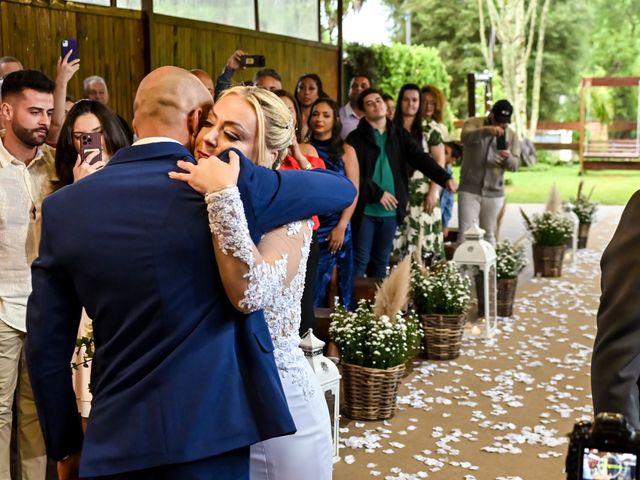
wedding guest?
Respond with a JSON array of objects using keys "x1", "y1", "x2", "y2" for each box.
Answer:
[
  {"x1": 339, "y1": 74, "x2": 370, "y2": 139},
  {"x1": 295, "y1": 73, "x2": 327, "y2": 140}
]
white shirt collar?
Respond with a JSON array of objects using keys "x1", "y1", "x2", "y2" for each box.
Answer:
[{"x1": 132, "y1": 137, "x2": 183, "y2": 146}]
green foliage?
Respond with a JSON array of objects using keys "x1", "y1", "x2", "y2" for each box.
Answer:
[
  {"x1": 329, "y1": 300, "x2": 423, "y2": 369},
  {"x1": 496, "y1": 240, "x2": 528, "y2": 279},
  {"x1": 344, "y1": 42, "x2": 451, "y2": 107},
  {"x1": 411, "y1": 261, "x2": 471, "y2": 315},
  {"x1": 521, "y1": 210, "x2": 573, "y2": 246}
]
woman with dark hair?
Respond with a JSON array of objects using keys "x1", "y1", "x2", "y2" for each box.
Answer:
[
  {"x1": 392, "y1": 83, "x2": 446, "y2": 264},
  {"x1": 295, "y1": 73, "x2": 327, "y2": 140},
  {"x1": 274, "y1": 89, "x2": 326, "y2": 335},
  {"x1": 53, "y1": 99, "x2": 130, "y2": 189},
  {"x1": 308, "y1": 98, "x2": 359, "y2": 310}
]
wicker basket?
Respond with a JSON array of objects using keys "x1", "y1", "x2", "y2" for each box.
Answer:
[
  {"x1": 420, "y1": 313, "x2": 466, "y2": 360},
  {"x1": 341, "y1": 362, "x2": 405, "y2": 420},
  {"x1": 532, "y1": 244, "x2": 565, "y2": 277},
  {"x1": 497, "y1": 277, "x2": 518, "y2": 317},
  {"x1": 578, "y1": 223, "x2": 590, "y2": 249}
]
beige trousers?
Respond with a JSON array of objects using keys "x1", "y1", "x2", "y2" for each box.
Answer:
[{"x1": 0, "y1": 320, "x2": 46, "y2": 480}]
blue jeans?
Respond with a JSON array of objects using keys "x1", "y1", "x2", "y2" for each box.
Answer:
[{"x1": 354, "y1": 215, "x2": 398, "y2": 278}]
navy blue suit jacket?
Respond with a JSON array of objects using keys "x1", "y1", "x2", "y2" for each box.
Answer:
[{"x1": 25, "y1": 142, "x2": 356, "y2": 476}]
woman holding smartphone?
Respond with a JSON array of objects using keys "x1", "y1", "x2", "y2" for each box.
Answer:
[
  {"x1": 169, "y1": 86, "x2": 333, "y2": 480},
  {"x1": 54, "y1": 99, "x2": 130, "y2": 189}
]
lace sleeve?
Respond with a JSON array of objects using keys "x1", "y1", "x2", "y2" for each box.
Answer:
[{"x1": 205, "y1": 186, "x2": 311, "y2": 313}]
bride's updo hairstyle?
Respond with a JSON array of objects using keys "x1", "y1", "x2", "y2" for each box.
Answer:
[{"x1": 218, "y1": 86, "x2": 294, "y2": 168}]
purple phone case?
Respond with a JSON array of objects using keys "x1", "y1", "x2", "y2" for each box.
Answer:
[{"x1": 61, "y1": 39, "x2": 79, "y2": 62}]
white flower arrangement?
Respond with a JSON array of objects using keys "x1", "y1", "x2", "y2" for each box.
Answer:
[
  {"x1": 411, "y1": 261, "x2": 471, "y2": 316},
  {"x1": 329, "y1": 255, "x2": 423, "y2": 369},
  {"x1": 496, "y1": 240, "x2": 528, "y2": 279},
  {"x1": 571, "y1": 180, "x2": 598, "y2": 224},
  {"x1": 329, "y1": 300, "x2": 423, "y2": 369},
  {"x1": 521, "y1": 210, "x2": 573, "y2": 246}
]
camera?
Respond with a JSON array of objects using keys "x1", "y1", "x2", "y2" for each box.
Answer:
[
  {"x1": 240, "y1": 55, "x2": 266, "y2": 68},
  {"x1": 566, "y1": 413, "x2": 640, "y2": 480}
]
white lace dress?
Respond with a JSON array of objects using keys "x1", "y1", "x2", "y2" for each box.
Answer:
[{"x1": 206, "y1": 186, "x2": 333, "y2": 480}]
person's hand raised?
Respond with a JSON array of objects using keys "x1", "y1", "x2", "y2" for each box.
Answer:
[
  {"x1": 169, "y1": 151, "x2": 240, "y2": 195},
  {"x1": 226, "y1": 50, "x2": 247, "y2": 71},
  {"x1": 488, "y1": 126, "x2": 505, "y2": 137},
  {"x1": 57, "y1": 50, "x2": 80, "y2": 85}
]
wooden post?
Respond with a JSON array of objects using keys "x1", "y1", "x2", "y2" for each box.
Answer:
[
  {"x1": 578, "y1": 78, "x2": 586, "y2": 173},
  {"x1": 141, "y1": 0, "x2": 153, "y2": 73},
  {"x1": 254, "y1": 0, "x2": 260, "y2": 31},
  {"x1": 467, "y1": 73, "x2": 476, "y2": 118},
  {"x1": 337, "y1": 0, "x2": 343, "y2": 105}
]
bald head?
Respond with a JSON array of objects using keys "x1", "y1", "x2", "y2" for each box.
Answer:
[
  {"x1": 0, "y1": 57, "x2": 23, "y2": 80},
  {"x1": 133, "y1": 66, "x2": 213, "y2": 145},
  {"x1": 190, "y1": 69, "x2": 214, "y2": 97}
]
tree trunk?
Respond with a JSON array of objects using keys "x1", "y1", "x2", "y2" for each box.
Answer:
[
  {"x1": 480, "y1": 0, "x2": 551, "y2": 139},
  {"x1": 528, "y1": 0, "x2": 551, "y2": 139}
]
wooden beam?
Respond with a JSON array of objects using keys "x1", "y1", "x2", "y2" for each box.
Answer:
[
  {"x1": 583, "y1": 161, "x2": 640, "y2": 171},
  {"x1": 254, "y1": 0, "x2": 260, "y2": 31},
  {"x1": 534, "y1": 142, "x2": 579, "y2": 151},
  {"x1": 582, "y1": 77, "x2": 640, "y2": 87}
]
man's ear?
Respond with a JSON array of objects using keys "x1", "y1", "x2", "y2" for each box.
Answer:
[
  {"x1": 1, "y1": 102, "x2": 13, "y2": 123},
  {"x1": 188, "y1": 108, "x2": 204, "y2": 138}
]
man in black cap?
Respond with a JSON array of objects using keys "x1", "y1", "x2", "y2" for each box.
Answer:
[{"x1": 457, "y1": 99, "x2": 521, "y2": 246}]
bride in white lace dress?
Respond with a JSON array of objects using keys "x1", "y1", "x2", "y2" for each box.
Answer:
[{"x1": 170, "y1": 86, "x2": 333, "y2": 479}]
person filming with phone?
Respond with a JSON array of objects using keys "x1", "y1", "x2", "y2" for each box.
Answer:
[{"x1": 458, "y1": 99, "x2": 520, "y2": 246}]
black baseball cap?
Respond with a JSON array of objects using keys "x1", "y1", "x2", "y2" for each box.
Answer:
[{"x1": 491, "y1": 99, "x2": 513, "y2": 123}]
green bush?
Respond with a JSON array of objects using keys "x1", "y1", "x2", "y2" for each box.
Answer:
[{"x1": 344, "y1": 42, "x2": 451, "y2": 113}]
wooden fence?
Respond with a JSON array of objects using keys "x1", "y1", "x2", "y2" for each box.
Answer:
[{"x1": 0, "y1": 0, "x2": 339, "y2": 124}]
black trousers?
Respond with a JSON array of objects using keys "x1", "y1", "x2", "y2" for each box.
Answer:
[
  {"x1": 299, "y1": 230, "x2": 319, "y2": 336},
  {"x1": 92, "y1": 446, "x2": 249, "y2": 480}
]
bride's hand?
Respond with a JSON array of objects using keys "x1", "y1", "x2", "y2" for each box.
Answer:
[{"x1": 168, "y1": 150, "x2": 240, "y2": 195}]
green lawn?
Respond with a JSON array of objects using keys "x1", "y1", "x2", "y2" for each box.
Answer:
[{"x1": 451, "y1": 163, "x2": 640, "y2": 205}]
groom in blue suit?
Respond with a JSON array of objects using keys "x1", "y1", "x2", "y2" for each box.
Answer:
[{"x1": 25, "y1": 67, "x2": 356, "y2": 479}]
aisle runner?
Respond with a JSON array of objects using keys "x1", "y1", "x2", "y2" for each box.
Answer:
[{"x1": 333, "y1": 211, "x2": 620, "y2": 480}]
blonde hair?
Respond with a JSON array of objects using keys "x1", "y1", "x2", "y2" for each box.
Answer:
[{"x1": 218, "y1": 86, "x2": 294, "y2": 168}]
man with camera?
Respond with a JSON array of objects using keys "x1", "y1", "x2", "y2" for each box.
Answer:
[{"x1": 458, "y1": 99, "x2": 520, "y2": 246}]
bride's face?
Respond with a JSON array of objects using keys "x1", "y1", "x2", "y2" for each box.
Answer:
[{"x1": 195, "y1": 93, "x2": 259, "y2": 162}]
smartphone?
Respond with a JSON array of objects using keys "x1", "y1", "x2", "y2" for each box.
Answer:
[
  {"x1": 80, "y1": 133, "x2": 102, "y2": 165},
  {"x1": 240, "y1": 55, "x2": 266, "y2": 68},
  {"x1": 61, "y1": 38, "x2": 79, "y2": 62},
  {"x1": 496, "y1": 134, "x2": 508, "y2": 150}
]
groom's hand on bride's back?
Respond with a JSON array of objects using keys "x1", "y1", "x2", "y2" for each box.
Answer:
[{"x1": 168, "y1": 150, "x2": 240, "y2": 195}]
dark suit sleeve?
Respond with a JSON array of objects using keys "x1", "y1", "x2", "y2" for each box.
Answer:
[
  {"x1": 236, "y1": 154, "x2": 357, "y2": 234},
  {"x1": 26, "y1": 199, "x2": 84, "y2": 460},
  {"x1": 401, "y1": 129, "x2": 451, "y2": 188},
  {"x1": 592, "y1": 190, "x2": 640, "y2": 428}
]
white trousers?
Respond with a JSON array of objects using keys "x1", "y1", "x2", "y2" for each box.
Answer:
[{"x1": 457, "y1": 192, "x2": 504, "y2": 247}]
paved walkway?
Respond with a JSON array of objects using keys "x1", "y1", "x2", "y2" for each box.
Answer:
[{"x1": 333, "y1": 204, "x2": 623, "y2": 480}]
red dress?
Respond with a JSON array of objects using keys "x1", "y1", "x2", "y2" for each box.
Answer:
[{"x1": 278, "y1": 154, "x2": 326, "y2": 230}]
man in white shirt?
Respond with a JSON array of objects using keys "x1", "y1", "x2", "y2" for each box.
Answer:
[
  {"x1": 339, "y1": 74, "x2": 370, "y2": 139},
  {"x1": 0, "y1": 69, "x2": 55, "y2": 480}
]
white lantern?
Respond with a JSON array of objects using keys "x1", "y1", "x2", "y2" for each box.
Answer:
[
  {"x1": 300, "y1": 329, "x2": 341, "y2": 463},
  {"x1": 563, "y1": 203, "x2": 580, "y2": 264},
  {"x1": 453, "y1": 224, "x2": 498, "y2": 338}
]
